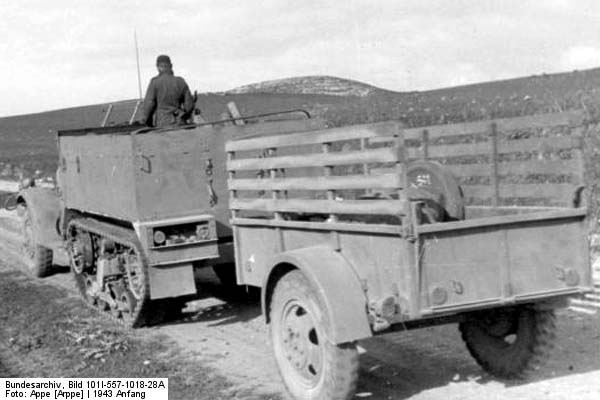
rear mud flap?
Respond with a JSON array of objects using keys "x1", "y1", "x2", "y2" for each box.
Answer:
[{"x1": 148, "y1": 263, "x2": 196, "y2": 299}]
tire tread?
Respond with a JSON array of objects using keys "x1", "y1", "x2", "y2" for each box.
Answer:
[
  {"x1": 271, "y1": 270, "x2": 359, "y2": 400},
  {"x1": 21, "y1": 206, "x2": 53, "y2": 278},
  {"x1": 459, "y1": 305, "x2": 557, "y2": 379}
]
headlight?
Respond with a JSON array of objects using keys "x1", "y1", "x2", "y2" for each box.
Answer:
[{"x1": 153, "y1": 230, "x2": 166, "y2": 245}]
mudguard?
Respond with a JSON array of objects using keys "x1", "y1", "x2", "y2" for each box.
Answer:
[
  {"x1": 17, "y1": 187, "x2": 62, "y2": 248},
  {"x1": 262, "y1": 246, "x2": 372, "y2": 344}
]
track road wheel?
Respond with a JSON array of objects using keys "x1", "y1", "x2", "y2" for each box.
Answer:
[
  {"x1": 459, "y1": 305, "x2": 557, "y2": 379},
  {"x1": 19, "y1": 204, "x2": 53, "y2": 277},
  {"x1": 116, "y1": 242, "x2": 160, "y2": 327},
  {"x1": 270, "y1": 270, "x2": 359, "y2": 400},
  {"x1": 67, "y1": 219, "x2": 161, "y2": 328}
]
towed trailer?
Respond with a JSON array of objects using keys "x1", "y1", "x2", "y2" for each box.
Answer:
[
  {"x1": 12, "y1": 108, "x2": 592, "y2": 400},
  {"x1": 225, "y1": 119, "x2": 591, "y2": 399}
]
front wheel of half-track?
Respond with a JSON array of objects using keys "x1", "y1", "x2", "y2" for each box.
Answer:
[
  {"x1": 270, "y1": 270, "x2": 359, "y2": 400},
  {"x1": 459, "y1": 305, "x2": 557, "y2": 379},
  {"x1": 19, "y1": 204, "x2": 53, "y2": 277}
]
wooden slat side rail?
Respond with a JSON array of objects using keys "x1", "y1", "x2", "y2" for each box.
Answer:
[
  {"x1": 465, "y1": 205, "x2": 565, "y2": 219},
  {"x1": 422, "y1": 136, "x2": 581, "y2": 158},
  {"x1": 225, "y1": 121, "x2": 402, "y2": 152},
  {"x1": 448, "y1": 157, "x2": 583, "y2": 178},
  {"x1": 500, "y1": 136, "x2": 582, "y2": 154},
  {"x1": 422, "y1": 142, "x2": 488, "y2": 158},
  {"x1": 495, "y1": 110, "x2": 583, "y2": 132},
  {"x1": 230, "y1": 198, "x2": 408, "y2": 215},
  {"x1": 375, "y1": 136, "x2": 581, "y2": 158},
  {"x1": 228, "y1": 147, "x2": 399, "y2": 171},
  {"x1": 228, "y1": 173, "x2": 403, "y2": 191},
  {"x1": 367, "y1": 167, "x2": 396, "y2": 175},
  {"x1": 227, "y1": 126, "x2": 408, "y2": 224},
  {"x1": 370, "y1": 110, "x2": 584, "y2": 143},
  {"x1": 417, "y1": 207, "x2": 586, "y2": 234},
  {"x1": 462, "y1": 183, "x2": 576, "y2": 201},
  {"x1": 231, "y1": 217, "x2": 403, "y2": 234},
  {"x1": 226, "y1": 118, "x2": 327, "y2": 138},
  {"x1": 372, "y1": 157, "x2": 583, "y2": 178},
  {"x1": 503, "y1": 153, "x2": 583, "y2": 182}
]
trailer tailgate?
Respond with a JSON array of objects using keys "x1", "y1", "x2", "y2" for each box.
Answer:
[{"x1": 416, "y1": 208, "x2": 591, "y2": 314}]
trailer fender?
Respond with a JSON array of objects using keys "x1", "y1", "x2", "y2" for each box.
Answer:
[
  {"x1": 262, "y1": 246, "x2": 372, "y2": 344},
  {"x1": 17, "y1": 187, "x2": 62, "y2": 248}
]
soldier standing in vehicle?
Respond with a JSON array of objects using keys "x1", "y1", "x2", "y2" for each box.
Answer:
[{"x1": 142, "y1": 55, "x2": 194, "y2": 127}]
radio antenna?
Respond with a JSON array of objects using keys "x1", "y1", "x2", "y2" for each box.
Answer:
[{"x1": 134, "y1": 29, "x2": 143, "y2": 100}]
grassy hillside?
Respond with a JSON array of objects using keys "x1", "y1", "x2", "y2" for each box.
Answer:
[
  {"x1": 226, "y1": 75, "x2": 390, "y2": 97},
  {"x1": 2, "y1": 67, "x2": 600, "y2": 179}
]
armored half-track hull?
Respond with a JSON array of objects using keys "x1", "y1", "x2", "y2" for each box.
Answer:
[{"x1": 58, "y1": 118, "x2": 327, "y2": 238}]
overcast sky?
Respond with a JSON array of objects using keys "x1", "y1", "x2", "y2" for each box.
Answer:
[{"x1": 2, "y1": 0, "x2": 600, "y2": 117}]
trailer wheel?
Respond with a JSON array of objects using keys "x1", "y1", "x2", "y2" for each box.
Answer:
[
  {"x1": 459, "y1": 305, "x2": 557, "y2": 379},
  {"x1": 19, "y1": 204, "x2": 53, "y2": 277},
  {"x1": 270, "y1": 270, "x2": 359, "y2": 400}
]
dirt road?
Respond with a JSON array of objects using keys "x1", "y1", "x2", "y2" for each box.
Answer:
[{"x1": 1, "y1": 213, "x2": 599, "y2": 399}]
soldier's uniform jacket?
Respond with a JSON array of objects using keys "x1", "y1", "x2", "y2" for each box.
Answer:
[{"x1": 143, "y1": 71, "x2": 194, "y2": 127}]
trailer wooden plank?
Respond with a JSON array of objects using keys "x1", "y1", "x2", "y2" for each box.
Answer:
[
  {"x1": 465, "y1": 205, "x2": 564, "y2": 219},
  {"x1": 227, "y1": 147, "x2": 400, "y2": 171},
  {"x1": 417, "y1": 207, "x2": 586, "y2": 234},
  {"x1": 228, "y1": 173, "x2": 403, "y2": 191},
  {"x1": 499, "y1": 136, "x2": 582, "y2": 153},
  {"x1": 230, "y1": 198, "x2": 408, "y2": 215},
  {"x1": 462, "y1": 183, "x2": 577, "y2": 201},
  {"x1": 370, "y1": 110, "x2": 584, "y2": 143},
  {"x1": 231, "y1": 217, "x2": 404, "y2": 234},
  {"x1": 420, "y1": 136, "x2": 580, "y2": 158},
  {"x1": 497, "y1": 155, "x2": 583, "y2": 178},
  {"x1": 495, "y1": 110, "x2": 584, "y2": 131},
  {"x1": 448, "y1": 157, "x2": 582, "y2": 177},
  {"x1": 372, "y1": 154, "x2": 583, "y2": 178},
  {"x1": 226, "y1": 121, "x2": 402, "y2": 151},
  {"x1": 423, "y1": 142, "x2": 490, "y2": 157}
]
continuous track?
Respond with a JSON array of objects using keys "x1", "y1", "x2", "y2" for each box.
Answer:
[{"x1": 67, "y1": 218, "x2": 165, "y2": 328}]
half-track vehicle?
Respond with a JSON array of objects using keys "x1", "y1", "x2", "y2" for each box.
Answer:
[{"x1": 14, "y1": 108, "x2": 593, "y2": 400}]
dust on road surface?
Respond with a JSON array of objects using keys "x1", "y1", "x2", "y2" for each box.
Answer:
[{"x1": 0, "y1": 214, "x2": 599, "y2": 400}]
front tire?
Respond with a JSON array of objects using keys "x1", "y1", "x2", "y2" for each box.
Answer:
[
  {"x1": 270, "y1": 270, "x2": 359, "y2": 400},
  {"x1": 459, "y1": 305, "x2": 557, "y2": 379},
  {"x1": 19, "y1": 204, "x2": 53, "y2": 277}
]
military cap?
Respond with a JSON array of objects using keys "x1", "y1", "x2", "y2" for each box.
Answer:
[{"x1": 156, "y1": 54, "x2": 172, "y2": 65}]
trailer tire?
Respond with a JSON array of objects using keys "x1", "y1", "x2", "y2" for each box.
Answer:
[
  {"x1": 19, "y1": 204, "x2": 53, "y2": 278},
  {"x1": 459, "y1": 305, "x2": 556, "y2": 379},
  {"x1": 270, "y1": 269, "x2": 359, "y2": 400}
]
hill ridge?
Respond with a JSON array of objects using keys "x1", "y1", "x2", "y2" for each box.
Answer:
[
  {"x1": 226, "y1": 75, "x2": 391, "y2": 97},
  {"x1": 3, "y1": 66, "x2": 600, "y2": 179}
]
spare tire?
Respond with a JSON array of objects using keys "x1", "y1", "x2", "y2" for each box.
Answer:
[{"x1": 407, "y1": 160, "x2": 465, "y2": 221}]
